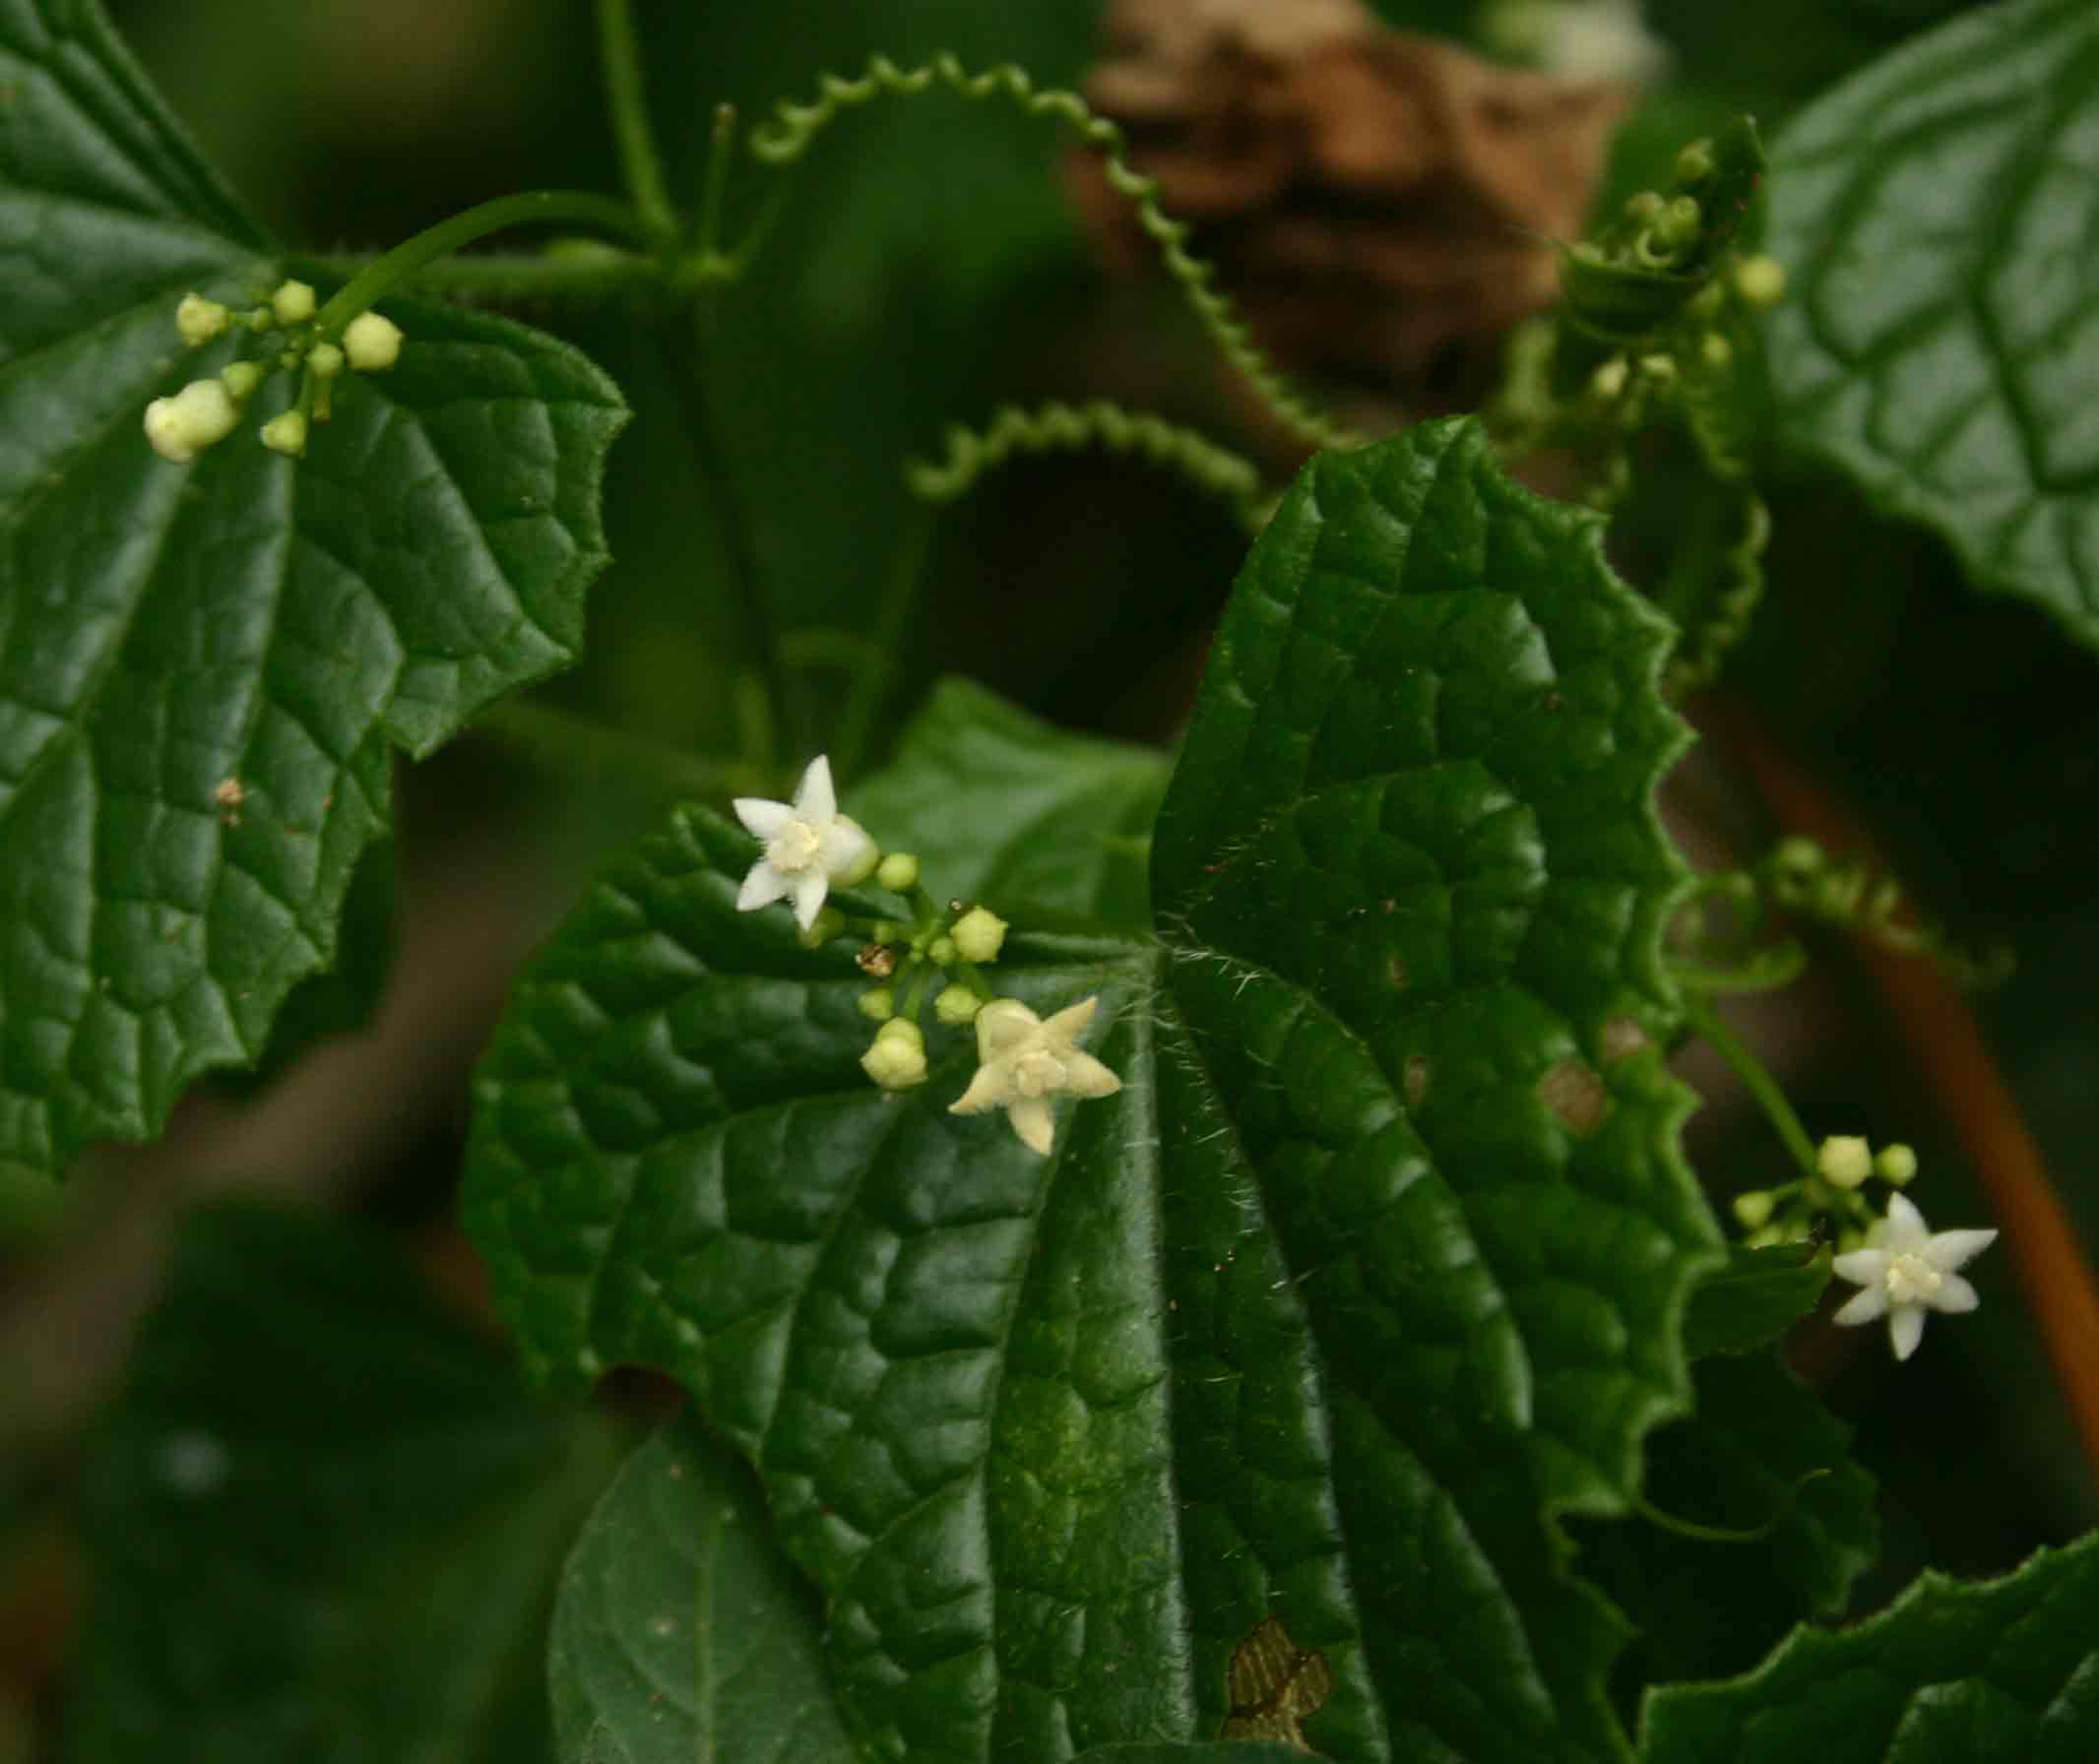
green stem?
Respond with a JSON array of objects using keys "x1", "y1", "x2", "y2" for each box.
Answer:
[
  {"x1": 313, "y1": 192, "x2": 654, "y2": 336},
  {"x1": 695, "y1": 102, "x2": 737, "y2": 269},
  {"x1": 296, "y1": 248, "x2": 661, "y2": 305},
  {"x1": 832, "y1": 499, "x2": 933, "y2": 783},
  {"x1": 474, "y1": 696, "x2": 761, "y2": 800},
  {"x1": 656, "y1": 317, "x2": 790, "y2": 771},
  {"x1": 1680, "y1": 990, "x2": 1819, "y2": 1180},
  {"x1": 595, "y1": 0, "x2": 680, "y2": 248}
]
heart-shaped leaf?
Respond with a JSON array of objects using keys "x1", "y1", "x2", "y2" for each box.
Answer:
[
  {"x1": 0, "y1": 0, "x2": 627, "y2": 1176},
  {"x1": 548, "y1": 1414, "x2": 856, "y2": 1764},
  {"x1": 67, "y1": 1200, "x2": 623, "y2": 1762},
  {"x1": 1764, "y1": 0, "x2": 2099, "y2": 644},
  {"x1": 1639, "y1": 1531, "x2": 2099, "y2": 1762},
  {"x1": 466, "y1": 419, "x2": 1721, "y2": 1763}
]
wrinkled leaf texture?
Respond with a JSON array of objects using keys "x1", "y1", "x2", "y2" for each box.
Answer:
[
  {"x1": 467, "y1": 418, "x2": 1722, "y2": 1763},
  {"x1": 0, "y1": 0, "x2": 626, "y2": 1176},
  {"x1": 1765, "y1": 0, "x2": 2099, "y2": 646}
]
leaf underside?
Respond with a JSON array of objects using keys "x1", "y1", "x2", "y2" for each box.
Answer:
[
  {"x1": 0, "y1": 0, "x2": 627, "y2": 1175},
  {"x1": 1764, "y1": 0, "x2": 2099, "y2": 645},
  {"x1": 466, "y1": 419, "x2": 1721, "y2": 1764}
]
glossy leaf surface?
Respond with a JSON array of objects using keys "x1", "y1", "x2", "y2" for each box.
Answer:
[
  {"x1": 847, "y1": 677, "x2": 1167, "y2": 928},
  {"x1": 0, "y1": 0, "x2": 626, "y2": 1175},
  {"x1": 1765, "y1": 0, "x2": 2099, "y2": 644},
  {"x1": 68, "y1": 1200, "x2": 622, "y2": 1763},
  {"x1": 548, "y1": 1414, "x2": 856, "y2": 1764},
  {"x1": 467, "y1": 419, "x2": 1720, "y2": 1763},
  {"x1": 1641, "y1": 1532, "x2": 2099, "y2": 1761}
]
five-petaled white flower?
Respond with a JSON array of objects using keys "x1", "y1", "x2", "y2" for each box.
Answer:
[
  {"x1": 1831, "y1": 1192, "x2": 1997, "y2": 1361},
  {"x1": 949, "y1": 995, "x2": 1120, "y2": 1154},
  {"x1": 732, "y1": 755, "x2": 875, "y2": 930}
]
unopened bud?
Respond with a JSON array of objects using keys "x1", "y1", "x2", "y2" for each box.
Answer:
[
  {"x1": 1732, "y1": 1190, "x2": 1775, "y2": 1229},
  {"x1": 1734, "y1": 255, "x2": 1787, "y2": 309},
  {"x1": 1876, "y1": 1143, "x2": 1918, "y2": 1187},
  {"x1": 343, "y1": 310, "x2": 404, "y2": 371},
  {"x1": 1676, "y1": 140, "x2": 1716, "y2": 182},
  {"x1": 143, "y1": 378, "x2": 239, "y2": 464},
  {"x1": 176, "y1": 293, "x2": 230, "y2": 345},
  {"x1": 934, "y1": 985, "x2": 982, "y2": 1027},
  {"x1": 306, "y1": 342, "x2": 344, "y2": 379},
  {"x1": 221, "y1": 361, "x2": 264, "y2": 400},
  {"x1": 260, "y1": 410, "x2": 309, "y2": 458},
  {"x1": 860, "y1": 1018, "x2": 926, "y2": 1090},
  {"x1": 1639, "y1": 352, "x2": 1678, "y2": 384},
  {"x1": 876, "y1": 851, "x2": 920, "y2": 893},
  {"x1": 1663, "y1": 195, "x2": 1702, "y2": 241},
  {"x1": 858, "y1": 987, "x2": 894, "y2": 1022},
  {"x1": 1700, "y1": 332, "x2": 1734, "y2": 369},
  {"x1": 1590, "y1": 357, "x2": 1629, "y2": 399},
  {"x1": 1817, "y1": 1135, "x2": 1874, "y2": 1190},
  {"x1": 950, "y1": 906, "x2": 1008, "y2": 964},
  {"x1": 927, "y1": 934, "x2": 958, "y2": 967},
  {"x1": 271, "y1": 280, "x2": 317, "y2": 325}
]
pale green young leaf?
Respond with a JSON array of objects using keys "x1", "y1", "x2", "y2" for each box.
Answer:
[
  {"x1": 1640, "y1": 1532, "x2": 2099, "y2": 1761},
  {"x1": 466, "y1": 419, "x2": 1721, "y2": 1763},
  {"x1": 1765, "y1": 0, "x2": 2099, "y2": 644},
  {"x1": 548, "y1": 1416, "x2": 855, "y2": 1764},
  {"x1": 0, "y1": 0, "x2": 627, "y2": 1176}
]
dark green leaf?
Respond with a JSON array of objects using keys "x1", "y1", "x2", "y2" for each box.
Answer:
[
  {"x1": 0, "y1": 0, "x2": 627, "y2": 1176},
  {"x1": 466, "y1": 418, "x2": 1721, "y2": 1763},
  {"x1": 549, "y1": 1415, "x2": 853, "y2": 1764},
  {"x1": 68, "y1": 1200, "x2": 624, "y2": 1763},
  {"x1": 1639, "y1": 1531, "x2": 2099, "y2": 1762},
  {"x1": 1764, "y1": 0, "x2": 2099, "y2": 645},
  {"x1": 1683, "y1": 1244, "x2": 1831, "y2": 1357},
  {"x1": 847, "y1": 677, "x2": 1167, "y2": 927},
  {"x1": 1580, "y1": 1352, "x2": 1876, "y2": 1700},
  {"x1": 1072, "y1": 1748, "x2": 1305, "y2": 1764}
]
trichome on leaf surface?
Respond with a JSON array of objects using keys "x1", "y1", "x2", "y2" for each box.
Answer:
[{"x1": 6, "y1": 0, "x2": 2099, "y2": 1761}]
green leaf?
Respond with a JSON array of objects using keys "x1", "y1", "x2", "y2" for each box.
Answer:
[
  {"x1": 549, "y1": 1415, "x2": 855, "y2": 1764},
  {"x1": 1764, "y1": 0, "x2": 2099, "y2": 646},
  {"x1": 466, "y1": 418, "x2": 1720, "y2": 1763},
  {"x1": 67, "y1": 1199, "x2": 624, "y2": 1763},
  {"x1": 846, "y1": 677, "x2": 1168, "y2": 928},
  {"x1": 0, "y1": 0, "x2": 628, "y2": 1177},
  {"x1": 1072, "y1": 1748, "x2": 1304, "y2": 1764},
  {"x1": 1579, "y1": 1351, "x2": 1876, "y2": 1700},
  {"x1": 1639, "y1": 1531, "x2": 2099, "y2": 1762},
  {"x1": 1682, "y1": 1244, "x2": 1831, "y2": 1358}
]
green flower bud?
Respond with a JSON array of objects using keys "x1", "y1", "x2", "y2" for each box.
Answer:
[
  {"x1": 950, "y1": 905, "x2": 1009, "y2": 964},
  {"x1": 1590, "y1": 356, "x2": 1629, "y2": 399},
  {"x1": 306, "y1": 342, "x2": 345, "y2": 380},
  {"x1": 220, "y1": 361, "x2": 264, "y2": 401},
  {"x1": 1676, "y1": 140, "x2": 1716, "y2": 182},
  {"x1": 833, "y1": 842, "x2": 880, "y2": 889},
  {"x1": 860, "y1": 1017, "x2": 926, "y2": 1090},
  {"x1": 260, "y1": 410, "x2": 309, "y2": 458},
  {"x1": 1700, "y1": 332, "x2": 1734, "y2": 369},
  {"x1": 271, "y1": 279, "x2": 317, "y2": 325},
  {"x1": 343, "y1": 311, "x2": 405, "y2": 371},
  {"x1": 1734, "y1": 254, "x2": 1787, "y2": 309},
  {"x1": 858, "y1": 987, "x2": 894, "y2": 1022},
  {"x1": 1732, "y1": 1190, "x2": 1775, "y2": 1230},
  {"x1": 876, "y1": 851, "x2": 920, "y2": 893},
  {"x1": 176, "y1": 293, "x2": 230, "y2": 346},
  {"x1": 1817, "y1": 1135, "x2": 1874, "y2": 1191},
  {"x1": 933, "y1": 984, "x2": 982, "y2": 1027},
  {"x1": 927, "y1": 934, "x2": 958, "y2": 967},
  {"x1": 1876, "y1": 1143, "x2": 1919, "y2": 1187}
]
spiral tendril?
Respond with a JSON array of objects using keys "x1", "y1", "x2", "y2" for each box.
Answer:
[
  {"x1": 750, "y1": 52, "x2": 1359, "y2": 456},
  {"x1": 906, "y1": 400, "x2": 1264, "y2": 528}
]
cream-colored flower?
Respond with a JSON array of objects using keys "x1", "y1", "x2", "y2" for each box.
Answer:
[
  {"x1": 1831, "y1": 1193, "x2": 1997, "y2": 1361},
  {"x1": 732, "y1": 755, "x2": 876, "y2": 931},
  {"x1": 143, "y1": 378, "x2": 240, "y2": 464},
  {"x1": 949, "y1": 995, "x2": 1119, "y2": 1155}
]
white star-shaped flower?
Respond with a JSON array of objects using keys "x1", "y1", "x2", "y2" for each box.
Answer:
[
  {"x1": 732, "y1": 755, "x2": 875, "y2": 930},
  {"x1": 1830, "y1": 1192, "x2": 1997, "y2": 1361},
  {"x1": 949, "y1": 995, "x2": 1120, "y2": 1155}
]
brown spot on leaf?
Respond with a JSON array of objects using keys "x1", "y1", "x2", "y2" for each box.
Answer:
[
  {"x1": 1600, "y1": 1015, "x2": 1648, "y2": 1063},
  {"x1": 1221, "y1": 1613, "x2": 1334, "y2": 1749},
  {"x1": 1403, "y1": 1053, "x2": 1431, "y2": 1108},
  {"x1": 1539, "y1": 1056, "x2": 1610, "y2": 1136}
]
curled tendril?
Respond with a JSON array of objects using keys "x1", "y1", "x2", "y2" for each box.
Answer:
[
  {"x1": 1664, "y1": 487, "x2": 1769, "y2": 698},
  {"x1": 748, "y1": 52, "x2": 1360, "y2": 457},
  {"x1": 906, "y1": 400, "x2": 1265, "y2": 529}
]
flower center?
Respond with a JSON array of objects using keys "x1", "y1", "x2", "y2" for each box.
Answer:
[
  {"x1": 1013, "y1": 1049, "x2": 1064, "y2": 1098},
  {"x1": 1885, "y1": 1252, "x2": 1941, "y2": 1304},
  {"x1": 766, "y1": 818, "x2": 823, "y2": 874}
]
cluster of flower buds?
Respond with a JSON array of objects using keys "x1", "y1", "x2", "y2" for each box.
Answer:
[
  {"x1": 1734, "y1": 1133, "x2": 1998, "y2": 1362},
  {"x1": 732, "y1": 755, "x2": 1120, "y2": 1155},
  {"x1": 1761, "y1": 836, "x2": 2013, "y2": 987},
  {"x1": 144, "y1": 281, "x2": 404, "y2": 466}
]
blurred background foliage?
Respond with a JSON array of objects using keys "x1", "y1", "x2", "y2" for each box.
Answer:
[{"x1": 5, "y1": 0, "x2": 2097, "y2": 1754}]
